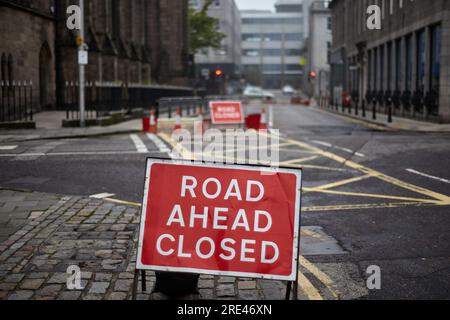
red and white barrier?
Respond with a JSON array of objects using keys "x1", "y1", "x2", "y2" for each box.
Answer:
[
  {"x1": 173, "y1": 107, "x2": 182, "y2": 132},
  {"x1": 259, "y1": 108, "x2": 268, "y2": 130},
  {"x1": 149, "y1": 110, "x2": 158, "y2": 134}
]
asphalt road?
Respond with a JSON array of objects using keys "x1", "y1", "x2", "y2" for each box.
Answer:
[{"x1": 1, "y1": 105, "x2": 449, "y2": 299}]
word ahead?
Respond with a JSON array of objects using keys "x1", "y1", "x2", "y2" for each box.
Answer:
[
  {"x1": 210, "y1": 101, "x2": 244, "y2": 125},
  {"x1": 136, "y1": 159, "x2": 302, "y2": 281}
]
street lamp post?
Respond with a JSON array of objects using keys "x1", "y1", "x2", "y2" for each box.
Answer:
[{"x1": 78, "y1": 0, "x2": 86, "y2": 127}]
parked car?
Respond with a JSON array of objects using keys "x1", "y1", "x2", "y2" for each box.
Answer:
[
  {"x1": 243, "y1": 87, "x2": 275, "y2": 101},
  {"x1": 282, "y1": 85, "x2": 295, "y2": 95}
]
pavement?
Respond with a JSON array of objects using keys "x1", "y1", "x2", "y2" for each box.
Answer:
[
  {"x1": 0, "y1": 105, "x2": 450, "y2": 300},
  {"x1": 314, "y1": 104, "x2": 450, "y2": 132},
  {"x1": 0, "y1": 112, "x2": 142, "y2": 143}
]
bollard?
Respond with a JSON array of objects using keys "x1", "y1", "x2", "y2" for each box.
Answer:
[
  {"x1": 173, "y1": 107, "x2": 182, "y2": 132},
  {"x1": 149, "y1": 110, "x2": 158, "y2": 133},
  {"x1": 387, "y1": 98, "x2": 393, "y2": 123},
  {"x1": 372, "y1": 98, "x2": 377, "y2": 120},
  {"x1": 362, "y1": 99, "x2": 366, "y2": 118},
  {"x1": 259, "y1": 108, "x2": 268, "y2": 130}
]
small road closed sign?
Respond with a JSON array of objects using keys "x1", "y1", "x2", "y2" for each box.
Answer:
[
  {"x1": 209, "y1": 101, "x2": 245, "y2": 125},
  {"x1": 136, "y1": 159, "x2": 302, "y2": 281}
]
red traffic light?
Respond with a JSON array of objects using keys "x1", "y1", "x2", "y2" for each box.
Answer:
[
  {"x1": 309, "y1": 71, "x2": 317, "y2": 79},
  {"x1": 215, "y1": 69, "x2": 223, "y2": 76}
]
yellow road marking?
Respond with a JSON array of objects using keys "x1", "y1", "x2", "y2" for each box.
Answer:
[
  {"x1": 280, "y1": 156, "x2": 319, "y2": 166},
  {"x1": 303, "y1": 202, "x2": 438, "y2": 212},
  {"x1": 297, "y1": 271, "x2": 324, "y2": 300},
  {"x1": 158, "y1": 132, "x2": 196, "y2": 160},
  {"x1": 300, "y1": 257, "x2": 339, "y2": 299},
  {"x1": 284, "y1": 164, "x2": 351, "y2": 172},
  {"x1": 285, "y1": 138, "x2": 450, "y2": 204},
  {"x1": 104, "y1": 198, "x2": 142, "y2": 207},
  {"x1": 311, "y1": 174, "x2": 374, "y2": 191},
  {"x1": 303, "y1": 188, "x2": 440, "y2": 204}
]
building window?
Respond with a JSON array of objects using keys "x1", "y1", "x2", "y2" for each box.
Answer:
[
  {"x1": 7, "y1": 54, "x2": 13, "y2": 82},
  {"x1": 368, "y1": 50, "x2": 372, "y2": 91},
  {"x1": 387, "y1": 42, "x2": 392, "y2": 91},
  {"x1": 1, "y1": 53, "x2": 6, "y2": 82},
  {"x1": 380, "y1": 45, "x2": 384, "y2": 91},
  {"x1": 374, "y1": 47, "x2": 378, "y2": 91},
  {"x1": 430, "y1": 25, "x2": 441, "y2": 93},
  {"x1": 395, "y1": 39, "x2": 402, "y2": 91},
  {"x1": 405, "y1": 35, "x2": 412, "y2": 91},
  {"x1": 416, "y1": 30, "x2": 425, "y2": 92}
]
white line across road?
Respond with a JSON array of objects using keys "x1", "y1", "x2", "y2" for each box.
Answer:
[
  {"x1": 146, "y1": 133, "x2": 171, "y2": 153},
  {"x1": 312, "y1": 140, "x2": 365, "y2": 158},
  {"x1": 406, "y1": 169, "x2": 450, "y2": 184},
  {"x1": 130, "y1": 134, "x2": 149, "y2": 153},
  {"x1": 0, "y1": 146, "x2": 18, "y2": 150}
]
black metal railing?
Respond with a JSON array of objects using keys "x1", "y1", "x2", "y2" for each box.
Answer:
[
  {"x1": 63, "y1": 82, "x2": 196, "y2": 120},
  {"x1": 0, "y1": 80, "x2": 33, "y2": 122}
]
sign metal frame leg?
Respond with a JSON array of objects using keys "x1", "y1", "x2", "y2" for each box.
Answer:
[{"x1": 132, "y1": 269, "x2": 149, "y2": 300}]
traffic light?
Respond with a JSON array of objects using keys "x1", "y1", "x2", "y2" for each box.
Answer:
[
  {"x1": 308, "y1": 71, "x2": 317, "y2": 81},
  {"x1": 215, "y1": 69, "x2": 223, "y2": 77}
]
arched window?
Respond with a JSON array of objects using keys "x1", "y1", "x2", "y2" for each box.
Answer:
[
  {"x1": 1, "y1": 53, "x2": 6, "y2": 82},
  {"x1": 7, "y1": 54, "x2": 13, "y2": 82}
]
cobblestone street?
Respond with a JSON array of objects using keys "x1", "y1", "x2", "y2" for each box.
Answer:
[{"x1": 0, "y1": 189, "x2": 286, "y2": 300}]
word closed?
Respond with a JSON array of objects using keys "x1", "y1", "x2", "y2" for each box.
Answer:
[
  {"x1": 136, "y1": 159, "x2": 302, "y2": 281},
  {"x1": 210, "y1": 101, "x2": 244, "y2": 125}
]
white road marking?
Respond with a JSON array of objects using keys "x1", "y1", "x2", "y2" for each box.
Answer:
[
  {"x1": 269, "y1": 105, "x2": 274, "y2": 128},
  {"x1": 312, "y1": 140, "x2": 365, "y2": 158},
  {"x1": 0, "y1": 146, "x2": 17, "y2": 150},
  {"x1": 146, "y1": 133, "x2": 171, "y2": 153},
  {"x1": 406, "y1": 169, "x2": 450, "y2": 184},
  {"x1": 0, "y1": 151, "x2": 146, "y2": 158},
  {"x1": 90, "y1": 193, "x2": 116, "y2": 199},
  {"x1": 130, "y1": 134, "x2": 148, "y2": 153}
]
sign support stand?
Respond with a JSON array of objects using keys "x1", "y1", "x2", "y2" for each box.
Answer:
[{"x1": 131, "y1": 158, "x2": 303, "y2": 301}]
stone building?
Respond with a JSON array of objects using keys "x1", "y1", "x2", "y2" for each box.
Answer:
[
  {"x1": 305, "y1": 0, "x2": 331, "y2": 97},
  {"x1": 329, "y1": 0, "x2": 450, "y2": 123},
  {"x1": 0, "y1": 0, "x2": 190, "y2": 111}
]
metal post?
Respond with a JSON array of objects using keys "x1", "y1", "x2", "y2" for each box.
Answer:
[
  {"x1": 79, "y1": 0, "x2": 86, "y2": 127},
  {"x1": 362, "y1": 99, "x2": 366, "y2": 118},
  {"x1": 372, "y1": 97, "x2": 377, "y2": 120}
]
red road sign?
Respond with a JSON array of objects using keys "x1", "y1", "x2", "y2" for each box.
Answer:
[
  {"x1": 136, "y1": 159, "x2": 302, "y2": 281},
  {"x1": 209, "y1": 101, "x2": 245, "y2": 125}
]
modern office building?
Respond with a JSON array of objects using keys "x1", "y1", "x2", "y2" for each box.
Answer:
[
  {"x1": 241, "y1": 0, "x2": 306, "y2": 89},
  {"x1": 329, "y1": 0, "x2": 450, "y2": 123},
  {"x1": 305, "y1": 1, "x2": 332, "y2": 97},
  {"x1": 192, "y1": 0, "x2": 242, "y2": 80}
]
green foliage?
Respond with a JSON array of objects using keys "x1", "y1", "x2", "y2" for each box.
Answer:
[{"x1": 189, "y1": 0, "x2": 226, "y2": 54}]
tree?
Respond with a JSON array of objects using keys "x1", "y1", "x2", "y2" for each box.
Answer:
[{"x1": 189, "y1": 0, "x2": 226, "y2": 55}]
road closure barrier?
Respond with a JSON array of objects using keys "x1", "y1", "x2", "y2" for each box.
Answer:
[{"x1": 133, "y1": 159, "x2": 303, "y2": 299}]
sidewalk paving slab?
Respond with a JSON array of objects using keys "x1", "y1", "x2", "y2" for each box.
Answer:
[
  {"x1": 315, "y1": 106, "x2": 450, "y2": 132},
  {"x1": 0, "y1": 189, "x2": 286, "y2": 300}
]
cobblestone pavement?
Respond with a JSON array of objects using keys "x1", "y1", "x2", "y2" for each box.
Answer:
[{"x1": 0, "y1": 189, "x2": 287, "y2": 300}]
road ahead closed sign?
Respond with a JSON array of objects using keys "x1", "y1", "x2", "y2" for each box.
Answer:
[
  {"x1": 136, "y1": 159, "x2": 302, "y2": 281},
  {"x1": 210, "y1": 101, "x2": 244, "y2": 124}
]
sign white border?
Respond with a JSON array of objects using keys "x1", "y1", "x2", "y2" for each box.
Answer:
[
  {"x1": 209, "y1": 101, "x2": 245, "y2": 125},
  {"x1": 136, "y1": 158, "x2": 302, "y2": 281}
]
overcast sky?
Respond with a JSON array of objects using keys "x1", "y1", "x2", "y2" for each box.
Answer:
[{"x1": 235, "y1": 0, "x2": 276, "y2": 11}]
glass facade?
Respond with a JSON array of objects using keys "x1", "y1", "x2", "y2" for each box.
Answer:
[
  {"x1": 430, "y1": 25, "x2": 441, "y2": 92},
  {"x1": 405, "y1": 35, "x2": 412, "y2": 91},
  {"x1": 416, "y1": 30, "x2": 425, "y2": 92},
  {"x1": 395, "y1": 39, "x2": 402, "y2": 90}
]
